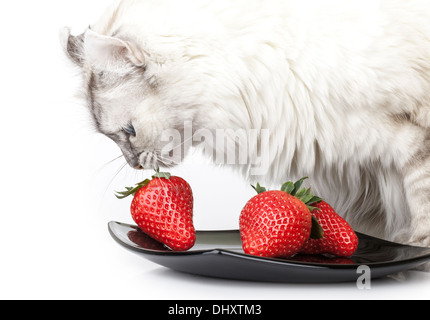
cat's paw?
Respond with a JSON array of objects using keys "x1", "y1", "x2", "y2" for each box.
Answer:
[
  {"x1": 408, "y1": 233, "x2": 430, "y2": 248},
  {"x1": 393, "y1": 231, "x2": 411, "y2": 245},
  {"x1": 401, "y1": 233, "x2": 430, "y2": 273}
]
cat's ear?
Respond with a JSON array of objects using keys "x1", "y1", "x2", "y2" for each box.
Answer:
[
  {"x1": 83, "y1": 29, "x2": 146, "y2": 71},
  {"x1": 59, "y1": 27, "x2": 85, "y2": 67}
]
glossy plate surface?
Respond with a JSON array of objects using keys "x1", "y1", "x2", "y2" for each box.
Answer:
[{"x1": 108, "y1": 221, "x2": 430, "y2": 283}]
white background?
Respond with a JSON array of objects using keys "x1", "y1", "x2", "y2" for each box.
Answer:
[{"x1": 1, "y1": 0, "x2": 429, "y2": 300}]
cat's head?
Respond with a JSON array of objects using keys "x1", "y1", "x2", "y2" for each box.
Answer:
[{"x1": 60, "y1": 27, "x2": 207, "y2": 169}]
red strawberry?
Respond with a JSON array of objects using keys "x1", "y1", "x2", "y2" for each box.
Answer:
[
  {"x1": 115, "y1": 171, "x2": 195, "y2": 251},
  {"x1": 239, "y1": 179, "x2": 323, "y2": 258},
  {"x1": 300, "y1": 201, "x2": 358, "y2": 257}
]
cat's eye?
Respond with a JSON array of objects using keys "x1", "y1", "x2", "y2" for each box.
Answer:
[{"x1": 123, "y1": 123, "x2": 136, "y2": 137}]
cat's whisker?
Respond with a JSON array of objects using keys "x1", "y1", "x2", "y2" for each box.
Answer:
[
  {"x1": 94, "y1": 154, "x2": 125, "y2": 175},
  {"x1": 102, "y1": 161, "x2": 128, "y2": 198},
  {"x1": 170, "y1": 133, "x2": 195, "y2": 150},
  {"x1": 158, "y1": 132, "x2": 196, "y2": 159},
  {"x1": 104, "y1": 154, "x2": 125, "y2": 166},
  {"x1": 154, "y1": 152, "x2": 182, "y2": 167}
]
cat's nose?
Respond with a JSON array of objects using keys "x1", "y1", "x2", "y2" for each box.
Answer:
[{"x1": 121, "y1": 150, "x2": 143, "y2": 170}]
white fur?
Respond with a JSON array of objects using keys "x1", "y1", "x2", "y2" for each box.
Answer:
[{"x1": 62, "y1": 0, "x2": 430, "y2": 245}]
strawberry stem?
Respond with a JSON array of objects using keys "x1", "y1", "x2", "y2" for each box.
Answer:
[{"x1": 152, "y1": 168, "x2": 171, "y2": 180}]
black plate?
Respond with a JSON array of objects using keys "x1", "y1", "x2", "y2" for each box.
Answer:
[{"x1": 108, "y1": 221, "x2": 430, "y2": 283}]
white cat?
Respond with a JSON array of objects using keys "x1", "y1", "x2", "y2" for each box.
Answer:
[{"x1": 61, "y1": 0, "x2": 430, "y2": 248}]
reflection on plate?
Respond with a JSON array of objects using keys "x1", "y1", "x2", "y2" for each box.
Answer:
[{"x1": 108, "y1": 221, "x2": 430, "y2": 283}]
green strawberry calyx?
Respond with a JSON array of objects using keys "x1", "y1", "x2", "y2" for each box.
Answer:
[
  {"x1": 310, "y1": 215, "x2": 324, "y2": 240},
  {"x1": 152, "y1": 169, "x2": 171, "y2": 180},
  {"x1": 253, "y1": 177, "x2": 322, "y2": 211},
  {"x1": 280, "y1": 177, "x2": 322, "y2": 212},
  {"x1": 251, "y1": 183, "x2": 267, "y2": 194},
  {"x1": 115, "y1": 169, "x2": 171, "y2": 199},
  {"x1": 115, "y1": 179, "x2": 150, "y2": 199},
  {"x1": 251, "y1": 177, "x2": 324, "y2": 239}
]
